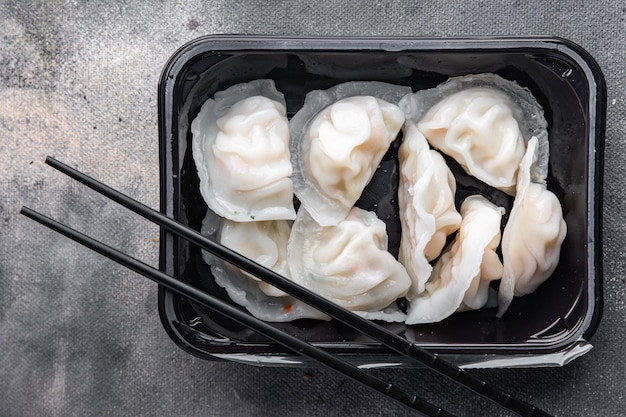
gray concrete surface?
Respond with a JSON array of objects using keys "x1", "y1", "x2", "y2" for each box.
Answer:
[{"x1": 1, "y1": 1, "x2": 625, "y2": 416}]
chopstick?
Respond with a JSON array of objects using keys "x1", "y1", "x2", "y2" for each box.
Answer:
[
  {"x1": 21, "y1": 206, "x2": 452, "y2": 417},
  {"x1": 40, "y1": 156, "x2": 552, "y2": 417}
]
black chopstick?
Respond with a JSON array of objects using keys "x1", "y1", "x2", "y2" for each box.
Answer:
[
  {"x1": 42, "y1": 156, "x2": 553, "y2": 417},
  {"x1": 20, "y1": 206, "x2": 453, "y2": 417}
]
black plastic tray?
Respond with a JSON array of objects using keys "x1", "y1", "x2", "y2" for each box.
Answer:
[{"x1": 157, "y1": 36, "x2": 605, "y2": 368}]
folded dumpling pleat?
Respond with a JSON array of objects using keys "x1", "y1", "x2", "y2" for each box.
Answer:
[
  {"x1": 497, "y1": 137, "x2": 567, "y2": 317},
  {"x1": 400, "y1": 73, "x2": 549, "y2": 195},
  {"x1": 398, "y1": 121, "x2": 462, "y2": 299},
  {"x1": 192, "y1": 79, "x2": 296, "y2": 222},
  {"x1": 405, "y1": 195, "x2": 504, "y2": 325},
  {"x1": 288, "y1": 206, "x2": 411, "y2": 322},
  {"x1": 290, "y1": 81, "x2": 411, "y2": 226},
  {"x1": 201, "y1": 211, "x2": 329, "y2": 322}
]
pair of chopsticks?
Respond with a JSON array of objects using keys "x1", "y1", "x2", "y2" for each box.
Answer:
[{"x1": 21, "y1": 157, "x2": 553, "y2": 417}]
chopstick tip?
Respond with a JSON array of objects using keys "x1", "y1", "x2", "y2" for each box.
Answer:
[{"x1": 19, "y1": 206, "x2": 34, "y2": 218}]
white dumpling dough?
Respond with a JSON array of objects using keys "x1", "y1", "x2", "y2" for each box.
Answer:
[
  {"x1": 405, "y1": 195, "x2": 504, "y2": 325},
  {"x1": 497, "y1": 137, "x2": 567, "y2": 317},
  {"x1": 398, "y1": 121, "x2": 462, "y2": 299},
  {"x1": 219, "y1": 219, "x2": 292, "y2": 297},
  {"x1": 303, "y1": 96, "x2": 404, "y2": 225},
  {"x1": 201, "y1": 213, "x2": 328, "y2": 322},
  {"x1": 288, "y1": 207, "x2": 411, "y2": 322},
  {"x1": 290, "y1": 82, "x2": 411, "y2": 226},
  {"x1": 417, "y1": 87, "x2": 526, "y2": 194},
  {"x1": 192, "y1": 80, "x2": 296, "y2": 222}
]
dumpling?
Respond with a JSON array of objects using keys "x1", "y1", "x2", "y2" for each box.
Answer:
[
  {"x1": 458, "y1": 245, "x2": 503, "y2": 312},
  {"x1": 290, "y1": 81, "x2": 411, "y2": 226},
  {"x1": 191, "y1": 79, "x2": 296, "y2": 222},
  {"x1": 405, "y1": 195, "x2": 504, "y2": 325},
  {"x1": 219, "y1": 219, "x2": 292, "y2": 297},
  {"x1": 417, "y1": 87, "x2": 526, "y2": 193},
  {"x1": 400, "y1": 73, "x2": 549, "y2": 194},
  {"x1": 497, "y1": 137, "x2": 567, "y2": 317},
  {"x1": 287, "y1": 206, "x2": 411, "y2": 322},
  {"x1": 201, "y1": 211, "x2": 328, "y2": 322},
  {"x1": 398, "y1": 121, "x2": 462, "y2": 299}
]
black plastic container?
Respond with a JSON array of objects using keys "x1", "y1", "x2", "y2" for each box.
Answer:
[{"x1": 157, "y1": 36, "x2": 605, "y2": 368}]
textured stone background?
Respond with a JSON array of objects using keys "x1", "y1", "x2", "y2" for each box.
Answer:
[{"x1": 1, "y1": 1, "x2": 625, "y2": 416}]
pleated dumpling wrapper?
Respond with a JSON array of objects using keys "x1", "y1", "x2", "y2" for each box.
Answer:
[
  {"x1": 288, "y1": 206, "x2": 411, "y2": 322},
  {"x1": 192, "y1": 79, "x2": 296, "y2": 222},
  {"x1": 405, "y1": 195, "x2": 504, "y2": 325},
  {"x1": 290, "y1": 81, "x2": 411, "y2": 226},
  {"x1": 400, "y1": 73, "x2": 549, "y2": 195},
  {"x1": 200, "y1": 210, "x2": 328, "y2": 322},
  {"x1": 398, "y1": 121, "x2": 462, "y2": 299},
  {"x1": 497, "y1": 136, "x2": 567, "y2": 317}
]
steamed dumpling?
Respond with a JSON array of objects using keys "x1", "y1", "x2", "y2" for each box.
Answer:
[
  {"x1": 417, "y1": 87, "x2": 526, "y2": 193},
  {"x1": 458, "y1": 245, "x2": 503, "y2": 312},
  {"x1": 405, "y1": 195, "x2": 504, "y2": 325},
  {"x1": 398, "y1": 121, "x2": 462, "y2": 299},
  {"x1": 219, "y1": 219, "x2": 291, "y2": 297},
  {"x1": 305, "y1": 96, "x2": 404, "y2": 215},
  {"x1": 290, "y1": 81, "x2": 411, "y2": 226},
  {"x1": 201, "y1": 212, "x2": 328, "y2": 322},
  {"x1": 497, "y1": 137, "x2": 567, "y2": 317},
  {"x1": 192, "y1": 79, "x2": 296, "y2": 222},
  {"x1": 288, "y1": 206, "x2": 411, "y2": 322},
  {"x1": 400, "y1": 73, "x2": 550, "y2": 194},
  {"x1": 296, "y1": 96, "x2": 404, "y2": 225}
]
